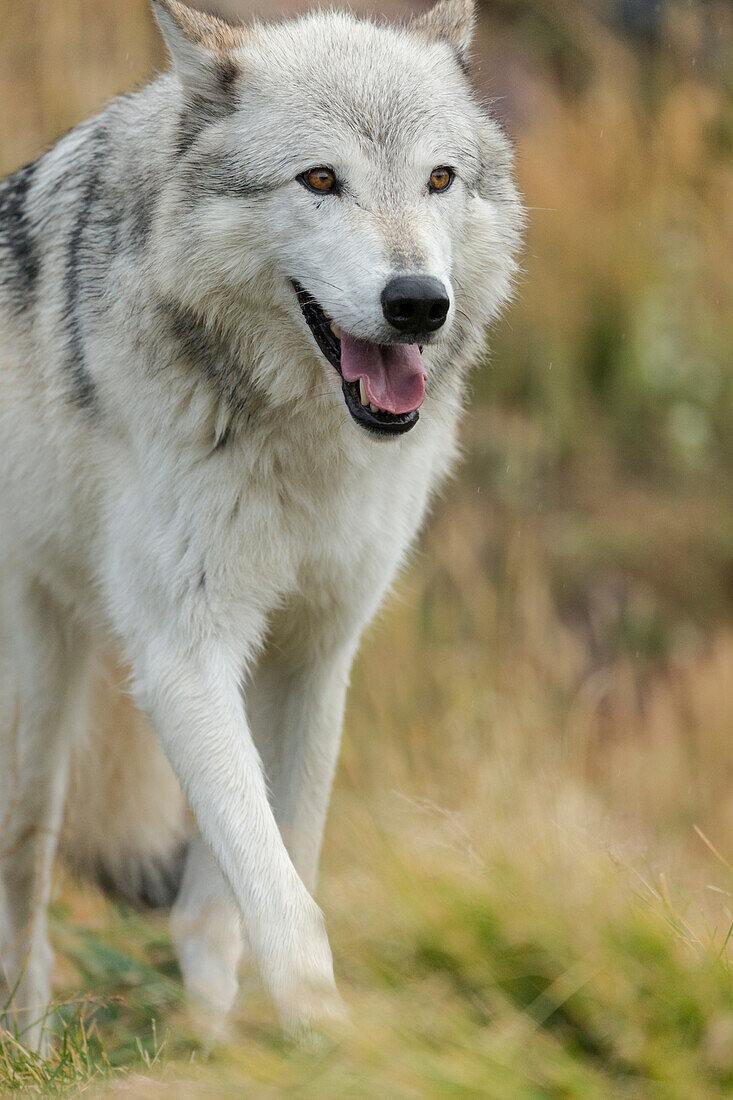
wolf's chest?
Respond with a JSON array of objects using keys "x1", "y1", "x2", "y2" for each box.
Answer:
[{"x1": 201, "y1": 434, "x2": 440, "y2": 611}]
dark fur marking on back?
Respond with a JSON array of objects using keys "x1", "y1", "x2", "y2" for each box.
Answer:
[
  {"x1": 159, "y1": 299, "x2": 270, "y2": 423},
  {"x1": 63, "y1": 130, "x2": 112, "y2": 412},
  {"x1": 128, "y1": 176, "x2": 157, "y2": 249},
  {"x1": 0, "y1": 158, "x2": 41, "y2": 311}
]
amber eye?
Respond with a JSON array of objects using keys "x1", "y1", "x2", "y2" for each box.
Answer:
[
  {"x1": 429, "y1": 166, "x2": 455, "y2": 193},
  {"x1": 299, "y1": 167, "x2": 339, "y2": 194}
]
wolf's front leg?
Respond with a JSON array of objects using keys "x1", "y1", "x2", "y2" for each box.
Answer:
[
  {"x1": 130, "y1": 634, "x2": 342, "y2": 1037},
  {"x1": 171, "y1": 636, "x2": 355, "y2": 1026}
]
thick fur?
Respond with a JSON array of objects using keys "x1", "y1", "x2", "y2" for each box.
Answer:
[{"x1": 0, "y1": 0, "x2": 522, "y2": 1047}]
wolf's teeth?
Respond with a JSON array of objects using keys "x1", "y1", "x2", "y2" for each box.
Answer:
[
  {"x1": 359, "y1": 380, "x2": 368, "y2": 405},
  {"x1": 370, "y1": 403, "x2": 379, "y2": 414},
  {"x1": 330, "y1": 322, "x2": 341, "y2": 338}
]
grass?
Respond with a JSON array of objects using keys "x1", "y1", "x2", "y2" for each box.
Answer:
[
  {"x1": 1, "y1": 0, "x2": 733, "y2": 1096},
  {"x1": 9, "y1": 747, "x2": 733, "y2": 1097}
]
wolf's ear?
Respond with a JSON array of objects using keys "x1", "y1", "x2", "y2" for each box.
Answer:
[
  {"x1": 153, "y1": 0, "x2": 244, "y2": 97},
  {"x1": 411, "y1": 0, "x2": 476, "y2": 66}
]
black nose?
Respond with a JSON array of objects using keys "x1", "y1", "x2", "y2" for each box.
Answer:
[{"x1": 381, "y1": 275, "x2": 450, "y2": 334}]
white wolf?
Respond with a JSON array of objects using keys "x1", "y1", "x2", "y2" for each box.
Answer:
[{"x1": 0, "y1": 0, "x2": 521, "y2": 1048}]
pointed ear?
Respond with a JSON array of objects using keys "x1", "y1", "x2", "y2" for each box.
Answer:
[
  {"x1": 411, "y1": 0, "x2": 476, "y2": 66},
  {"x1": 153, "y1": 0, "x2": 244, "y2": 96}
]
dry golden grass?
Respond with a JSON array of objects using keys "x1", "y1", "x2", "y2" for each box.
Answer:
[{"x1": 1, "y1": 1, "x2": 732, "y2": 1095}]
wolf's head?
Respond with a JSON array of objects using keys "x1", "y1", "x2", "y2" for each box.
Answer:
[{"x1": 152, "y1": 0, "x2": 522, "y2": 439}]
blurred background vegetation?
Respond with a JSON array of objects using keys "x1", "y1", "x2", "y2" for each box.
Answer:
[{"x1": 1, "y1": 0, "x2": 732, "y2": 1096}]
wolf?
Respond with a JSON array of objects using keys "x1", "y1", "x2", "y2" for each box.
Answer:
[{"x1": 0, "y1": 0, "x2": 521, "y2": 1048}]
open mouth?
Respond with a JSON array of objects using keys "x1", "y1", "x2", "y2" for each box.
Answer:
[{"x1": 293, "y1": 281, "x2": 425, "y2": 438}]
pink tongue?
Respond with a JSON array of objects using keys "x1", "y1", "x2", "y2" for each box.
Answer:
[{"x1": 340, "y1": 334, "x2": 426, "y2": 415}]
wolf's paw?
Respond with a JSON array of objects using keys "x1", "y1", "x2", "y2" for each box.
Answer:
[
  {"x1": 171, "y1": 888, "x2": 246, "y2": 1047},
  {"x1": 184, "y1": 996, "x2": 236, "y2": 1049},
  {"x1": 276, "y1": 980, "x2": 348, "y2": 1047},
  {"x1": 175, "y1": 942, "x2": 241, "y2": 1046}
]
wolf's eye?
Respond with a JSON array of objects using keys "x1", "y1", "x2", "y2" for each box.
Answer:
[
  {"x1": 299, "y1": 167, "x2": 339, "y2": 194},
  {"x1": 429, "y1": 167, "x2": 455, "y2": 193}
]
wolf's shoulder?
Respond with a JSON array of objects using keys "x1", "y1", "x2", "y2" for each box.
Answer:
[{"x1": 0, "y1": 78, "x2": 174, "y2": 340}]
